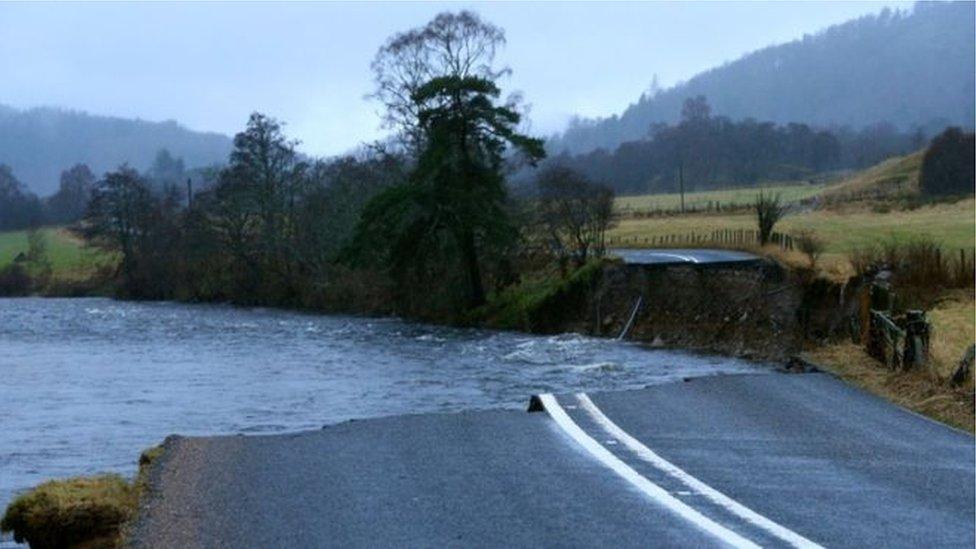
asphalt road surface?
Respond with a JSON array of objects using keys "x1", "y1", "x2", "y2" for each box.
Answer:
[
  {"x1": 132, "y1": 373, "x2": 974, "y2": 548},
  {"x1": 612, "y1": 248, "x2": 760, "y2": 265}
]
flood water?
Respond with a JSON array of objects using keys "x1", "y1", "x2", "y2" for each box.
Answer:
[{"x1": 0, "y1": 297, "x2": 771, "y2": 514}]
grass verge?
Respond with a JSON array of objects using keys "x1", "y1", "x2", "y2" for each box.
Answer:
[
  {"x1": 1, "y1": 445, "x2": 163, "y2": 548},
  {"x1": 805, "y1": 293, "x2": 974, "y2": 433},
  {"x1": 806, "y1": 343, "x2": 973, "y2": 433}
]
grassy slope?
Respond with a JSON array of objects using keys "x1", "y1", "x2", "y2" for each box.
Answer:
[
  {"x1": 616, "y1": 182, "x2": 827, "y2": 213},
  {"x1": 609, "y1": 150, "x2": 974, "y2": 254},
  {"x1": 0, "y1": 227, "x2": 114, "y2": 281},
  {"x1": 820, "y1": 151, "x2": 922, "y2": 202}
]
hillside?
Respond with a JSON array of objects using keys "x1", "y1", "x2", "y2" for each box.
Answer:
[
  {"x1": 0, "y1": 105, "x2": 232, "y2": 195},
  {"x1": 820, "y1": 150, "x2": 923, "y2": 205},
  {"x1": 550, "y1": 1, "x2": 975, "y2": 155}
]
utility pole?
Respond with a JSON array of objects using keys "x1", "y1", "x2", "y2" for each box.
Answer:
[
  {"x1": 678, "y1": 160, "x2": 685, "y2": 213},
  {"x1": 186, "y1": 178, "x2": 193, "y2": 209}
]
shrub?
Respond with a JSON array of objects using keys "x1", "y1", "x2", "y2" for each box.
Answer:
[
  {"x1": 0, "y1": 264, "x2": 31, "y2": 296},
  {"x1": 919, "y1": 127, "x2": 975, "y2": 196},
  {"x1": 848, "y1": 244, "x2": 879, "y2": 277},
  {"x1": 847, "y1": 237, "x2": 974, "y2": 308},
  {"x1": 754, "y1": 191, "x2": 784, "y2": 245},
  {"x1": 795, "y1": 229, "x2": 826, "y2": 267},
  {"x1": 473, "y1": 259, "x2": 604, "y2": 332},
  {"x1": 1, "y1": 474, "x2": 136, "y2": 548}
]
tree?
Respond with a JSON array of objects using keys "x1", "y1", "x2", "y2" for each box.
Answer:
[
  {"x1": 354, "y1": 73, "x2": 544, "y2": 310},
  {"x1": 0, "y1": 165, "x2": 43, "y2": 230},
  {"x1": 47, "y1": 164, "x2": 95, "y2": 224},
  {"x1": 25, "y1": 227, "x2": 52, "y2": 284},
  {"x1": 210, "y1": 113, "x2": 307, "y2": 298},
  {"x1": 536, "y1": 166, "x2": 615, "y2": 267},
  {"x1": 919, "y1": 127, "x2": 975, "y2": 196},
  {"x1": 298, "y1": 152, "x2": 404, "y2": 276},
  {"x1": 370, "y1": 10, "x2": 508, "y2": 151},
  {"x1": 754, "y1": 191, "x2": 784, "y2": 246},
  {"x1": 147, "y1": 149, "x2": 186, "y2": 195},
  {"x1": 680, "y1": 95, "x2": 711, "y2": 123},
  {"x1": 82, "y1": 165, "x2": 156, "y2": 288},
  {"x1": 354, "y1": 13, "x2": 544, "y2": 311}
]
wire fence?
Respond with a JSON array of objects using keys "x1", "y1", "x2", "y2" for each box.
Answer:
[{"x1": 608, "y1": 229, "x2": 796, "y2": 251}]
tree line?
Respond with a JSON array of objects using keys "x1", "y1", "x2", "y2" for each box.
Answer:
[
  {"x1": 540, "y1": 95, "x2": 930, "y2": 196},
  {"x1": 547, "y1": 1, "x2": 974, "y2": 155},
  {"x1": 63, "y1": 12, "x2": 614, "y2": 320},
  {"x1": 0, "y1": 149, "x2": 215, "y2": 231}
]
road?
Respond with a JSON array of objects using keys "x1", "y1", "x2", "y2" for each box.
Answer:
[
  {"x1": 611, "y1": 248, "x2": 760, "y2": 265},
  {"x1": 131, "y1": 373, "x2": 974, "y2": 548}
]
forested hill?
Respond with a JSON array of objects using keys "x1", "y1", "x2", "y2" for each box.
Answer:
[
  {"x1": 548, "y1": 1, "x2": 976, "y2": 155},
  {"x1": 0, "y1": 105, "x2": 232, "y2": 195}
]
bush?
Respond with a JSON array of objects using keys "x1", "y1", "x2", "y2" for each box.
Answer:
[
  {"x1": 473, "y1": 260, "x2": 604, "y2": 332},
  {"x1": 847, "y1": 237, "x2": 974, "y2": 306},
  {"x1": 919, "y1": 127, "x2": 975, "y2": 196},
  {"x1": 795, "y1": 229, "x2": 826, "y2": 267},
  {"x1": 0, "y1": 264, "x2": 31, "y2": 296},
  {"x1": 1, "y1": 474, "x2": 136, "y2": 548},
  {"x1": 754, "y1": 192, "x2": 784, "y2": 245}
]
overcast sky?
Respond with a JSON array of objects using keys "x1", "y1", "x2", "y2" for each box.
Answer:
[{"x1": 0, "y1": 1, "x2": 911, "y2": 157}]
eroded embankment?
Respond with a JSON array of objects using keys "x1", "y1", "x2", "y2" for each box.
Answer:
[{"x1": 529, "y1": 260, "x2": 856, "y2": 361}]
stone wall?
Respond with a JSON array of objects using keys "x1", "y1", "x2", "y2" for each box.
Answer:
[{"x1": 556, "y1": 260, "x2": 859, "y2": 361}]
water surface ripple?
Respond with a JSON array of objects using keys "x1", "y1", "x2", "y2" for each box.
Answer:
[{"x1": 0, "y1": 297, "x2": 770, "y2": 513}]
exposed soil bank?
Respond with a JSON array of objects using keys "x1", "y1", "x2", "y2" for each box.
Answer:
[{"x1": 524, "y1": 259, "x2": 857, "y2": 362}]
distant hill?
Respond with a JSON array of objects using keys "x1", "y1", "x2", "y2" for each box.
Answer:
[
  {"x1": 549, "y1": 1, "x2": 975, "y2": 155},
  {"x1": 0, "y1": 105, "x2": 232, "y2": 195}
]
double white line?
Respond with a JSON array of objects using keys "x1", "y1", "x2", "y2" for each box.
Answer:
[{"x1": 536, "y1": 393, "x2": 824, "y2": 549}]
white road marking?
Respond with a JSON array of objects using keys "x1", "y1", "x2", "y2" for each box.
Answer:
[
  {"x1": 576, "y1": 393, "x2": 825, "y2": 549},
  {"x1": 650, "y1": 252, "x2": 700, "y2": 264},
  {"x1": 536, "y1": 394, "x2": 760, "y2": 549}
]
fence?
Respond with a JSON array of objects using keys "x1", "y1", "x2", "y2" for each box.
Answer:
[
  {"x1": 854, "y1": 281, "x2": 931, "y2": 370},
  {"x1": 617, "y1": 201, "x2": 754, "y2": 218},
  {"x1": 607, "y1": 229, "x2": 795, "y2": 251}
]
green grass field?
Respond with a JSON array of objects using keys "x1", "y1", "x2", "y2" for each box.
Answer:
[
  {"x1": 615, "y1": 182, "x2": 828, "y2": 213},
  {"x1": 611, "y1": 150, "x2": 974, "y2": 256},
  {"x1": 610, "y1": 198, "x2": 975, "y2": 254},
  {"x1": 0, "y1": 227, "x2": 114, "y2": 280}
]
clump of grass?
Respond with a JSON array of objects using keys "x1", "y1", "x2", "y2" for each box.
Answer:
[
  {"x1": 794, "y1": 229, "x2": 826, "y2": 268},
  {"x1": 0, "y1": 474, "x2": 136, "y2": 548},
  {"x1": 1, "y1": 443, "x2": 165, "y2": 548},
  {"x1": 928, "y1": 293, "x2": 976, "y2": 387},
  {"x1": 807, "y1": 342, "x2": 974, "y2": 432}
]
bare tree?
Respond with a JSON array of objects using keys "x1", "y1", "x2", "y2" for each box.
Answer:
[
  {"x1": 370, "y1": 11, "x2": 508, "y2": 151},
  {"x1": 536, "y1": 166, "x2": 616, "y2": 267},
  {"x1": 754, "y1": 191, "x2": 785, "y2": 246},
  {"x1": 83, "y1": 165, "x2": 155, "y2": 283}
]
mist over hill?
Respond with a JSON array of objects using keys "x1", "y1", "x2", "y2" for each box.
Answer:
[
  {"x1": 548, "y1": 1, "x2": 975, "y2": 155},
  {"x1": 0, "y1": 105, "x2": 232, "y2": 195}
]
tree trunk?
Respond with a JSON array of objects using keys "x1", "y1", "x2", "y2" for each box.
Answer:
[{"x1": 460, "y1": 229, "x2": 485, "y2": 307}]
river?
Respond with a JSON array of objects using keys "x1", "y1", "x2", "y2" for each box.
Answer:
[{"x1": 0, "y1": 297, "x2": 771, "y2": 516}]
